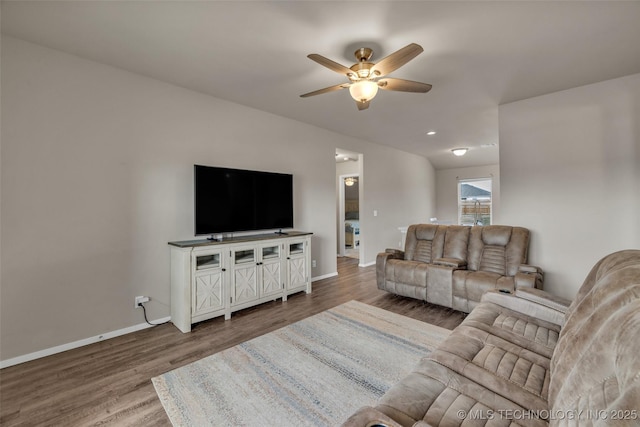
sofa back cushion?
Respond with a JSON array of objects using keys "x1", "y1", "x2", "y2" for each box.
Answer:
[
  {"x1": 405, "y1": 224, "x2": 445, "y2": 263},
  {"x1": 549, "y1": 250, "x2": 640, "y2": 425},
  {"x1": 442, "y1": 226, "x2": 470, "y2": 261},
  {"x1": 467, "y1": 226, "x2": 530, "y2": 276}
]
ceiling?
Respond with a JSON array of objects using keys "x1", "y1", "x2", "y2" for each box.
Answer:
[{"x1": 3, "y1": 1, "x2": 640, "y2": 169}]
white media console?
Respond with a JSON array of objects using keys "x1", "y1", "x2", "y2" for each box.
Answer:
[{"x1": 168, "y1": 231, "x2": 312, "y2": 332}]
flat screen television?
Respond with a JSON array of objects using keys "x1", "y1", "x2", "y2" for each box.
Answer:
[{"x1": 194, "y1": 165, "x2": 294, "y2": 236}]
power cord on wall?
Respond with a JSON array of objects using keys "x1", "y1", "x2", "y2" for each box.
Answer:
[{"x1": 138, "y1": 302, "x2": 171, "y2": 326}]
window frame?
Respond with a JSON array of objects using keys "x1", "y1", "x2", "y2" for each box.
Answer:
[{"x1": 457, "y1": 177, "x2": 493, "y2": 226}]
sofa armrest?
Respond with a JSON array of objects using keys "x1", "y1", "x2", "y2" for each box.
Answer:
[
  {"x1": 519, "y1": 264, "x2": 541, "y2": 274},
  {"x1": 481, "y1": 288, "x2": 569, "y2": 326},
  {"x1": 385, "y1": 248, "x2": 405, "y2": 258},
  {"x1": 341, "y1": 406, "x2": 403, "y2": 427},
  {"x1": 514, "y1": 287, "x2": 572, "y2": 313},
  {"x1": 433, "y1": 257, "x2": 467, "y2": 269},
  {"x1": 376, "y1": 251, "x2": 404, "y2": 291},
  {"x1": 376, "y1": 250, "x2": 404, "y2": 270},
  {"x1": 515, "y1": 264, "x2": 544, "y2": 289}
]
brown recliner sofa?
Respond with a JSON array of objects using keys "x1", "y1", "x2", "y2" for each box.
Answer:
[
  {"x1": 377, "y1": 224, "x2": 543, "y2": 312},
  {"x1": 344, "y1": 249, "x2": 640, "y2": 427}
]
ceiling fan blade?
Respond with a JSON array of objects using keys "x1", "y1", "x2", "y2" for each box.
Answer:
[
  {"x1": 378, "y1": 78, "x2": 432, "y2": 93},
  {"x1": 307, "y1": 54, "x2": 355, "y2": 77},
  {"x1": 370, "y1": 43, "x2": 424, "y2": 77},
  {"x1": 356, "y1": 100, "x2": 370, "y2": 111},
  {"x1": 300, "y1": 83, "x2": 350, "y2": 98}
]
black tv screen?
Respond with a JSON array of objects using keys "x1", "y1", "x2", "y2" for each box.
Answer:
[{"x1": 194, "y1": 165, "x2": 293, "y2": 235}]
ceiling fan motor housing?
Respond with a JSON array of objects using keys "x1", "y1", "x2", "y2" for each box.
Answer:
[
  {"x1": 349, "y1": 62, "x2": 376, "y2": 79},
  {"x1": 354, "y1": 47, "x2": 373, "y2": 62}
]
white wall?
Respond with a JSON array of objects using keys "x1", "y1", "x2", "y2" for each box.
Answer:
[
  {"x1": 435, "y1": 165, "x2": 500, "y2": 225},
  {"x1": 0, "y1": 37, "x2": 436, "y2": 362},
  {"x1": 362, "y1": 149, "x2": 436, "y2": 257},
  {"x1": 498, "y1": 73, "x2": 640, "y2": 299},
  {"x1": 333, "y1": 148, "x2": 436, "y2": 263},
  {"x1": 335, "y1": 159, "x2": 360, "y2": 177}
]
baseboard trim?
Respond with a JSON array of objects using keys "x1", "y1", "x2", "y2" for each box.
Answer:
[
  {"x1": 311, "y1": 272, "x2": 338, "y2": 282},
  {"x1": 0, "y1": 316, "x2": 171, "y2": 369},
  {"x1": 359, "y1": 260, "x2": 376, "y2": 267},
  {"x1": 2, "y1": 272, "x2": 348, "y2": 368}
]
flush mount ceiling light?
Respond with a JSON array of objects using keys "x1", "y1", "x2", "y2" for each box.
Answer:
[
  {"x1": 451, "y1": 148, "x2": 468, "y2": 156},
  {"x1": 426, "y1": 131, "x2": 437, "y2": 136},
  {"x1": 345, "y1": 177, "x2": 357, "y2": 186}
]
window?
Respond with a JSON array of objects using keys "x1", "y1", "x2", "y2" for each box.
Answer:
[{"x1": 458, "y1": 178, "x2": 492, "y2": 226}]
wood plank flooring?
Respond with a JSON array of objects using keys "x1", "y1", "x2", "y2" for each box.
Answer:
[{"x1": 0, "y1": 257, "x2": 465, "y2": 426}]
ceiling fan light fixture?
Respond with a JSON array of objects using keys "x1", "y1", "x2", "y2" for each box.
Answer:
[
  {"x1": 349, "y1": 80, "x2": 379, "y2": 103},
  {"x1": 452, "y1": 148, "x2": 469, "y2": 156},
  {"x1": 301, "y1": 43, "x2": 429, "y2": 110}
]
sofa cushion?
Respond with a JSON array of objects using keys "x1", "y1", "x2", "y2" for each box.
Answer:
[
  {"x1": 413, "y1": 240, "x2": 435, "y2": 264},
  {"x1": 404, "y1": 224, "x2": 445, "y2": 263},
  {"x1": 430, "y1": 328, "x2": 551, "y2": 410},
  {"x1": 386, "y1": 259, "x2": 429, "y2": 288},
  {"x1": 462, "y1": 302, "x2": 561, "y2": 358},
  {"x1": 480, "y1": 244, "x2": 508, "y2": 275},
  {"x1": 468, "y1": 226, "x2": 530, "y2": 276},
  {"x1": 377, "y1": 359, "x2": 548, "y2": 427},
  {"x1": 452, "y1": 270, "x2": 516, "y2": 312},
  {"x1": 442, "y1": 225, "x2": 470, "y2": 261}
]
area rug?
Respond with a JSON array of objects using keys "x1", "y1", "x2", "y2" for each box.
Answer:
[{"x1": 152, "y1": 300, "x2": 450, "y2": 426}]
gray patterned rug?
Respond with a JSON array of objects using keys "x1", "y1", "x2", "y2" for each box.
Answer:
[{"x1": 152, "y1": 300, "x2": 450, "y2": 426}]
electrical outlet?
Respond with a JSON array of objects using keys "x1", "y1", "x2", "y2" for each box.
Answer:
[
  {"x1": 312, "y1": 260, "x2": 317, "y2": 268},
  {"x1": 134, "y1": 296, "x2": 150, "y2": 308}
]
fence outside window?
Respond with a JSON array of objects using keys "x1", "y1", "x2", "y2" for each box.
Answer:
[{"x1": 458, "y1": 178, "x2": 492, "y2": 226}]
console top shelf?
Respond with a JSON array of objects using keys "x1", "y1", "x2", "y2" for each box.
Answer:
[{"x1": 168, "y1": 231, "x2": 313, "y2": 248}]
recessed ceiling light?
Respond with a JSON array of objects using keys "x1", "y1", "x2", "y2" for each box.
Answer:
[
  {"x1": 451, "y1": 148, "x2": 468, "y2": 156},
  {"x1": 426, "y1": 131, "x2": 437, "y2": 136}
]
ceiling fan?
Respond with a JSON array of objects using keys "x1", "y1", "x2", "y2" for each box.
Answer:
[{"x1": 300, "y1": 43, "x2": 432, "y2": 111}]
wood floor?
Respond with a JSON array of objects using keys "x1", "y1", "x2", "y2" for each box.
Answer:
[{"x1": 0, "y1": 257, "x2": 465, "y2": 426}]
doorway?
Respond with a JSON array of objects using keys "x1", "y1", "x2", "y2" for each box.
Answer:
[
  {"x1": 342, "y1": 175, "x2": 359, "y2": 259},
  {"x1": 336, "y1": 149, "x2": 362, "y2": 260}
]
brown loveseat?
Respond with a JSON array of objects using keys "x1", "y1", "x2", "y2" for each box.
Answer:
[
  {"x1": 377, "y1": 225, "x2": 543, "y2": 312},
  {"x1": 344, "y1": 249, "x2": 640, "y2": 427}
]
